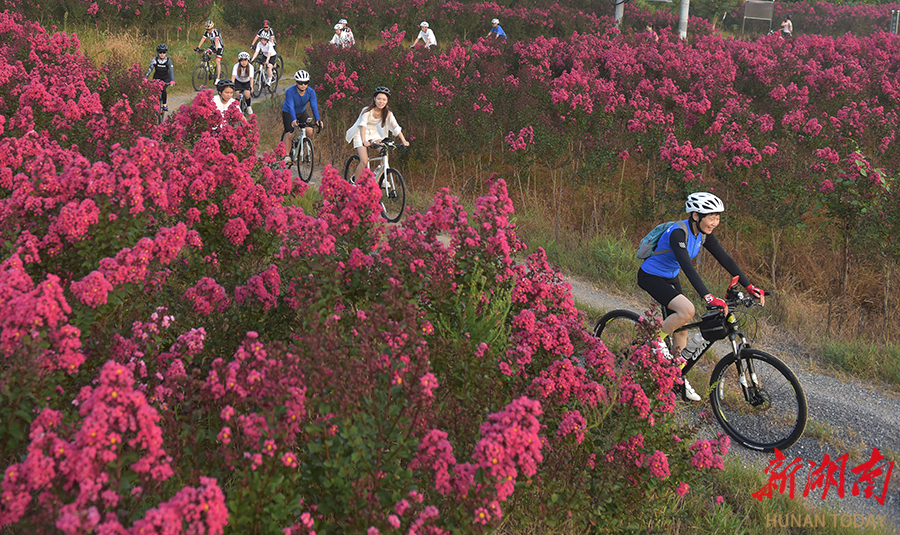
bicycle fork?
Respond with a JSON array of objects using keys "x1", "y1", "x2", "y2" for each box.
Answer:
[{"x1": 725, "y1": 336, "x2": 769, "y2": 408}]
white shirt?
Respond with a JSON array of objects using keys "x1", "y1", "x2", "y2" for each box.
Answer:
[
  {"x1": 345, "y1": 107, "x2": 402, "y2": 144},
  {"x1": 213, "y1": 95, "x2": 236, "y2": 115},
  {"x1": 231, "y1": 62, "x2": 254, "y2": 83},
  {"x1": 342, "y1": 27, "x2": 355, "y2": 46},
  {"x1": 330, "y1": 32, "x2": 351, "y2": 49},
  {"x1": 417, "y1": 28, "x2": 437, "y2": 48},
  {"x1": 255, "y1": 41, "x2": 276, "y2": 57}
]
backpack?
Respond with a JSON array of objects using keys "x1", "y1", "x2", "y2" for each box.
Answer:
[{"x1": 636, "y1": 220, "x2": 704, "y2": 259}]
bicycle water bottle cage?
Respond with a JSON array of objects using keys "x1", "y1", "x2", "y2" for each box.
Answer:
[{"x1": 699, "y1": 311, "x2": 728, "y2": 341}]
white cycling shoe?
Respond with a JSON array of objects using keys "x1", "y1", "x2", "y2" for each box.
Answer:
[{"x1": 682, "y1": 378, "x2": 702, "y2": 402}]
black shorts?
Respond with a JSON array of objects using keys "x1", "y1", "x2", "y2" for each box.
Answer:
[
  {"x1": 209, "y1": 46, "x2": 224, "y2": 58},
  {"x1": 282, "y1": 110, "x2": 310, "y2": 134},
  {"x1": 235, "y1": 79, "x2": 251, "y2": 92},
  {"x1": 637, "y1": 269, "x2": 682, "y2": 317}
]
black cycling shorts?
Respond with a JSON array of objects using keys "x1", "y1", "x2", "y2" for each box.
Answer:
[
  {"x1": 637, "y1": 269, "x2": 682, "y2": 317},
  {"x1": 235, "y1": 79, "x2": 252, "y2": 92},
  {"x1": 282, "y1": 109, "x2": 310, "y2": 134}
]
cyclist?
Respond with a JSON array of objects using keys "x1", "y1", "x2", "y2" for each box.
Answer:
[
  {"x1": 212, "y1": 79, "x2": 236, "y2": 116},
  {"x1": 230, "y1": 51, "x2": 254, "y2": 114},
  {"x1": 282, "y1": 70, "x2": 323, "y2": 163},
  {"x1": 345, "y1": 86, "x2": 410, "y2": 179},
  {"x1": 329, "y1": 23, "x2": 351, "y2": 48},
  {"x1": 780, "y1": 14, "x2": 793, "y2": 38},
  {"x1": 637, "y1": 192, "x2": 766, "y2": 402},
  {"x1": 250, "y1": 35, "x2": 277, "y2": 86},
  {"x1": 338, "y1": 18, "x2": 355, "y2": 47},
  {"x1": 196, "y1": 20, "x2": 224, "y2": 83},
  {"x1": 251, "y1": 20, "x2": 276, "y2": 48},
  {"x1": 486, "y1": 18, "x2": 507, "y2": 40},
  {"x1": 411, "y1": 21, "x2": 437, "y2": 49},
  {"x1": 144, "y1": 44, "x2": 175, "y2": 111}
]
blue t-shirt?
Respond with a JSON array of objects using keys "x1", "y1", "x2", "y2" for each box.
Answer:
[
  {"x1": 282, "y1": 85, "x2": 320, "y2": 121},
  {"x1": 640, "y1": 219, "x2": 704, "y2": 279},
  {"x1": 490, "y1": 25, "x2": 507, "y2": 39}
]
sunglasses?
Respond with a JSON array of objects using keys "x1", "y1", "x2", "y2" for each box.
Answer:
[{"x1": 297, "y1": 81, "x2": 309, "y2": 85}]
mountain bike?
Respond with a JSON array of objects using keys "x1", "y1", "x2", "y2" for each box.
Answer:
[
  {"x1": 191, "y1": 49, "x2": 217, "y2": 91},
  {"x1": 593, "y1": 277, "x2": 807, "y2": 452},
  {"x1": 252, "y1": 56, "x2": 281, "y2": 97},
  {"x1": 281, "y1": 117, "x2": 319, "y2": 183},
  {"x1": 343, "y1": 139, "x2": 407, "y2": 223}
]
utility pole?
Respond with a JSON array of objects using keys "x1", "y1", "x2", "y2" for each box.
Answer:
[{"x1": 678, "y1": 0, "x2": 690, "y2": 39}]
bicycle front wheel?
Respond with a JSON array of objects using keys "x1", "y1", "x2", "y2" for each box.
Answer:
[
  {"x1": 192, "y1": 64, "x2": 208, "y2": 91},
  {"x1": 297, "y1": 137, "x2": 314, "y2": 183},
  {"x1": 252, "y1": 69, "x2": 264, "y2": 98},
  {"x1": 593, "y1": 310, "x2": 643, "y2": 368},
  {"x1": 267, "y1": 65, "x2": 279, "y2": 94},
  {"x1": 709, "y1": 349, "x2": 807, "y2": 452},
  {"x1": 380, "y1": 168, "x2": 406, "y2": 223},
  {"x1": 343, "y1": 155, "x2": 361, "y2": 184},
  {"x1": 276, "y1": 55, "x2": 285, "y2": 77}
]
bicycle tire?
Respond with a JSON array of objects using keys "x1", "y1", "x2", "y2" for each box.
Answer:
[
  {"x1": 252, "y1": 69, "x2": 264, "y2": 98},
  {"x1": 593, "y1": 310, "x2": 643, "y2": 368},
  {"x1": 709, "y1": 349, "x2": 807, "y2": 453},
  {"x1": 267, "y1": 64, "x2": 279, "y2": 94},
  {"x1": 192, "y1": 64, "x2": 208, "y2": 91},
  {"x1": 343, "y1": 155, "x2": 361, "y2": 184},
  {"x1": 276, "y1": 55, "x2": 285, "y2": 77},
  {"x1": 297, "y1": 137, "x2": 314, "y2": 183},
  {"x1": 380, "y1": 168, "x2": 406, "y2": 223}
]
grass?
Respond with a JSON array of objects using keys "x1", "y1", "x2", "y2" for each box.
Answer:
[{"x1": 821, "y1": 339, "x2": 900, "y2": 387}]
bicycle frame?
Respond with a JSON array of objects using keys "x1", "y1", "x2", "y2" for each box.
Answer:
[{"x1": 674, "y1": 287, "x2": 768, "y2": 408}]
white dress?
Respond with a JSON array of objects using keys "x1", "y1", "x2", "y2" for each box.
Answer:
[{"x1": 345, "y1": 108, "x2": 402, "y2": 148}]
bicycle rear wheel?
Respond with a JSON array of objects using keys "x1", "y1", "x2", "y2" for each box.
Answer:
[
  {"x1": 296, "y1": 137, "x2": 314, "y2": 183},
  {"x1": 593, "y1": 310, "x2": 643, "y2": 368},
  {"x1": 380, "y1": 168, "x2": 406, "y2": 223},
  {"x1": 343, "y1": 155, "x2": 361, "y2": 184},
  {"x1": 192, "y1": 64, "x2": 208, "y2": 91},
  {"x1": 709, "y1": 349, "x2": 807, "y2": 452}
]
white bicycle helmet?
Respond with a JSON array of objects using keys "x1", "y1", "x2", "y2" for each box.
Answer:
[
  {"x1": 238, "y1": 51, "x2": 251, "y2": 60},
  {"x1": 334, "y1": 23, "x2": 343, "y2": 30},
  {"x1": 420, "y1": 21, "x2": 429, "y2": 28},
  {"x1": 339, "y1": 18, "x2": 348, "y2": 24},
  {"x1": 491, "y1": 18, "x2": 500, "y2": 24},
  {"x1": 685, "y1": 192, "x2": 725, "y2": 214},
  {"x1": 294, "y1": 70, "x2": 311, "y2": 83}
]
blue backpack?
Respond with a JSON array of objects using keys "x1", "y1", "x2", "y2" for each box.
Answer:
[{"x1": 636, "y1": 220, "x2": 704, "y2": 259}]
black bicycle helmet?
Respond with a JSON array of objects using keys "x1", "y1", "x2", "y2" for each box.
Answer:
[
  {"x1": 215, "y1": 79, "x2": 235, "y2": 91},
  {"x1": 157, "y1": 44, "x2": 168, "y2": 53},
  {"x1": 373, "y1": 86, "x2": 391, "y2": 97}
]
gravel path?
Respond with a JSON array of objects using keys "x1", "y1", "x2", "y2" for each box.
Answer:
[{"x1": 566, "y1": 271, "x2": 900, "y2": 533}]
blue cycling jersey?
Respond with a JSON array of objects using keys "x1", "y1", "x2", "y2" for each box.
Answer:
[
  {"x1": 640, "y1": 219, "x2": 704, "y2": 279},
  {"x1": 282, "y1": 85, "x2": 320, "y2": 121}
]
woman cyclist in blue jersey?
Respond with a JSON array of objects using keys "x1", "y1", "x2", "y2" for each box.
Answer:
[
  {"x1": 281, "y1": 70, "x2": 323, "y2": 162},
  {"x1": 145, "y1": 44, "x2": 175, "y2": 111},
  {"x1": 638, "y1": 192, "x2": 766, "y2": 402}
]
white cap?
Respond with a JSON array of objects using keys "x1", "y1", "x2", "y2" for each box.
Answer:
[
  {"x1": 420, "y1": 21, "x2": 429, "y2": 28},
  {"x1": 334, "y1": 23, "x2": 343, "y2": 30}
]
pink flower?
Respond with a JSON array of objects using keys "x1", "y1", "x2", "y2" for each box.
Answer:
[
  {"x1": 716, "y1": 495, "x2": 724, "y2": 505},
  {"x1": 646, "y1": 450, "x2": 670, "y2": 479},
  {"x1": 676, "y1": 483, "x2": 690, "y2": 496}
]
